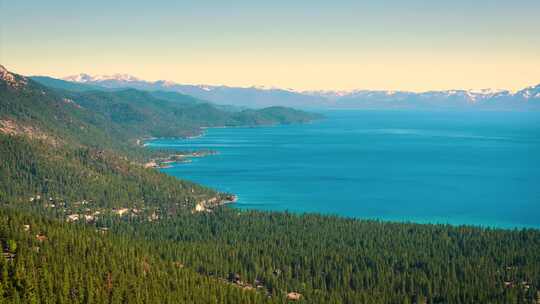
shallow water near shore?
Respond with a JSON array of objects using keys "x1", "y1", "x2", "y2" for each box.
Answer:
[{"x1": 148, "y1": 110, "x2": 540, "y2": 229}]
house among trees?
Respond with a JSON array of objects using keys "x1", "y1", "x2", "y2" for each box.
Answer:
[
  {"x1": 114, "y1": 208, "x2": 130, "y2": 216},
  {"x1": 1, "y1": 252, "x2": 15, "y2": 262},
  {"x1": 67, "y1": 214, "x2": 79, "y2": 222},
  {"x1": 35, "y1": 234, "x2": 48, "y2": 242},
  {"x1": 287, "y1": 292, "x2": 302, "y2": 301}
]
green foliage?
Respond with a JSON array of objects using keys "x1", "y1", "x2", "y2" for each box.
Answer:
[
  {"x1": 110, "y1": 209, "x2": 540, "y2": 303},
  {"x1": 0, "y1": 134, "x2": 216, "y2": 211},
  {"x1": 5, "y1": 240, "x2": 16, "y2": 253},
  {"x1": 2, "y1": 73, "x2": 320, "y2": 159},
  {"x1": 65, "y1": 89, "x2": 322, "y2": 140},
  {"x1": 0, "y1": 209, "x2": 276, "y2": 304}
]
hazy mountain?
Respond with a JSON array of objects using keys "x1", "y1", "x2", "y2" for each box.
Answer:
[
  {"x1": 58, "y1": 73, "x2": 329, "y2": 108},
  {"x1": 30, "y1": 75, "x2": 111, "y2": 92},
  {"x1": 31, "y1": 76, "x2": 254, "y2": 113},
  {"x1": 57, "y1": 73, "x2": 540, "y2": 110}
]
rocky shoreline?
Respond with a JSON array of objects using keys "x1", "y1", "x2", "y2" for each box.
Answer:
[
  {"x1": 143, "y1": 150, "x2": 218, "y2": 169},
  {"x1": 139, "y1": 131, "x2": 238, "y2": 211},
  {"x1": 194, "y1": 194, "x2": 238, "y2": 213}
]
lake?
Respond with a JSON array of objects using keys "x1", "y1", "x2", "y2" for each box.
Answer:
[{"x1": 148, "y1": 110, "x2": 540, "y2": 229}]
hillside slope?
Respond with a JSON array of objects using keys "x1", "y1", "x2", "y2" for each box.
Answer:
[
  {"x1": 0, "y1": 65, "x2": 321, "y2": 216},
  {"x1": 30, "y1": 73, "x2": 321, "y2": 139},
  {"x1": 4, "y1": 66, "x2": 322, "y2": 154}
]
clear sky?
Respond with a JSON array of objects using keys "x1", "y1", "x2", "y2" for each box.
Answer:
[{"x1": 1, "y1": 0, "x2": 539, "y2": 92}]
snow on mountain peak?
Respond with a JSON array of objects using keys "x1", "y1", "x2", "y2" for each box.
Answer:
[
  {"x1": 62, "y1": 74, "x2": 89, "y2": 82},
  {"x1": 250, "y1": 85, "x2": 287, "y2": 91},
  {"x1": 59, "y1": 71, "x2": 539, "y2": 103},
  {"x1": 518, "y1": 84, "x2": 540, "y2": 99},
  {"x1": 197, "y1": 85, "x2": 213, "y2": 92},
  {"x1": 161, "y1": 80, "x2": 177, "y2": 87},
  {"x1": 63, "y1": 73, "x2": 142, "y2": 83},
  {"x1": 468, "y1": 88, "x2": 505, "y2": 95}
]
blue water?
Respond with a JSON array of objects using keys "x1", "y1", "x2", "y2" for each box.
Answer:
[{"x1": 148, "y1": 110, "x2": 540, "y2": 229}]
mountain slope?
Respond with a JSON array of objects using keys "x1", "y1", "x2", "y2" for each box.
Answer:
[
  {"x1": 19, "y1": 67, "x2": 320, "y2": 150},
  {"x1": 1, "y1": 66, "x2": 123, "y2": 151},
  {"x1": 63, "y1": 89, "x2": 322, "y2": 140},
  {"x1": 0, "y1": 208, "x2": 275, "y2": 304},
  {"x1": 0, "y1": 65, "x2": 226, "y2": 214},
  {"x1": 0, "y1": 65, "x2": 321, "y2": 211}
]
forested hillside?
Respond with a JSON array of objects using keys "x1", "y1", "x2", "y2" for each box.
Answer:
[
  {"x1": 0, "y1": 65, "x2": 319, "y2": 221},
  {"x1": 1, "y1": 65, "x2": 540, "y2": 304},
  {"x1": 2, "y1": 66, "x2": 321, "y2": 157},
  {"x1": 0, "y1": 134, "x2": 217, "y2": 211},
  {"x1": 0, "y1": 208, "x2": 276, "y2": 304},
  {"x1": 2, "y1": 202, "x2": 540, "y2": 303}
]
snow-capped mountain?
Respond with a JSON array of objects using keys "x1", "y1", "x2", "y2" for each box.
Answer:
[
  {"x1": 516, "y1": 84, "x2": 540, "y2": 99},
  {"x1": 63, "y1": 73, "x2": 142, "y2": 83},
  {"x1": 61, "y1": 73, "x2": 328, "y2": 108},
  {"x1": 60, "y1": 73, "x2": 539, "y2": 110}
]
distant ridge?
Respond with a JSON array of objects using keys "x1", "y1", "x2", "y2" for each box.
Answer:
[{"x1": 58, "y1": 72, "x2": 540, "y2": 110}]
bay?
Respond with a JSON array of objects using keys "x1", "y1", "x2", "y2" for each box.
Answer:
[{"x1": 148, "y1": 110, "x2": 540, "y2": 229}]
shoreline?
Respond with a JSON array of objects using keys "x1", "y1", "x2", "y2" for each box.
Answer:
[
  {"x1": 230, "y1": 203, "x2": 540, "y2": 231},
  {"x1": 139, "y1": 120, "x2": 538, "y2": 231},
  {"x1": 143, "y1": 150, "x2": 218, "y2": 169},
  {"x1": 139, "y1": 122, "x2": 305, "y2": 213},
  {"x1": 139, "y1": 117, "x2": 324, "y2": 147}
]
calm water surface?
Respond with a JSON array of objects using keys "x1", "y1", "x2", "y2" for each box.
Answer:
[{"x1": 148, "y1": 110, "x2": 540, "y2": 229}]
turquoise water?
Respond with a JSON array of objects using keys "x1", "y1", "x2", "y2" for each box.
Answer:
[{"x1": 148, "y1": 110, "x2": 540, "y2": 229}]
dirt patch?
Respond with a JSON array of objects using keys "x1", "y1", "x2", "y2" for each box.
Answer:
[{"x1": 0, "y1": 119, "x2": 58, "y2": 145}]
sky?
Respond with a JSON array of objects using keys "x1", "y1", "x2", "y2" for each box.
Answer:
[{"x1": 1, "y1": 0, "x2": 539, "y2": 92}]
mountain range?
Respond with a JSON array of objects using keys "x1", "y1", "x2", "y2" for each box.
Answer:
[{"x1": 54, "y1": 73, "x2": 540, "y2": 110}]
